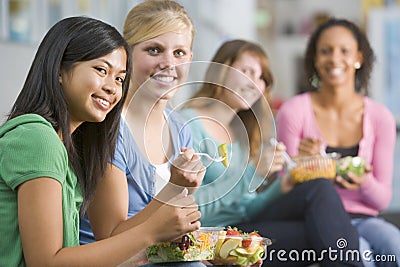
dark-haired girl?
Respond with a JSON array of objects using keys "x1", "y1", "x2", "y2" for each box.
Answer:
[
  {"x1": 277, "y1": 18, "x2": 399, "y2": 267},
  {"x1": 0, "y1": 16, "x2": 199, "y2": 267}
]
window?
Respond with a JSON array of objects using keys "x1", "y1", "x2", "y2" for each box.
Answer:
[{"x1": 0, "y1": 0, "x2": 139, "y2": 43}]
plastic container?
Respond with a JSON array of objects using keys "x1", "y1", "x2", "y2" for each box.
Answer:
[
  {"x1": 213, "y1": 232, "x2": 272, "y2": 266},
  {"x1": 290, "y1": 154, "x2": 337, "y2": 183},
  {"x1": 336, "y1": 156, "x2": 366, "y2": 182},
  {"x1": 146, "y1": 227, "x2": 224, "y2": 263}
]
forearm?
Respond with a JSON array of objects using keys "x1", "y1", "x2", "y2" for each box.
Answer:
[
  {"x1": 358, "y1": 115, "x2": 395, "y2": 211},
  {"x1": 109, "y1": 183, "x2": 185, "y2": 236},
  {"x1": 20, "y1": 179, "x2": 157, "y2": 267},
  {"x1": 359, "y1": 172, "x2": 392, "y2": 211},
  {"x1": 109, "y1": 200, "x2": 161, "y2": 236},
  {"x1": 50, "y1": 224, "x2": 155, "y2": 267}
]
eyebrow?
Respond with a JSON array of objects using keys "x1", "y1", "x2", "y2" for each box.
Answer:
[
  {"x1": 100, "y1": 59, "x2": 127, "y2": 74},
  {"x1": 142, "y1": 40, "x2": 189, "y2": 50}
]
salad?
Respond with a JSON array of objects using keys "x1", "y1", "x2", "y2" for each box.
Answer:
[
  {"x1": 336, "y1": 156, "x2": 366, "y2": 182},
  {"x1": 146, "y1": 227, "x2": 222, "y2": 263},
  {"x1": 213, "y1": 227, "x2": 271, "y2": 266},
  {"x1": 290, "y1": 155, "x2": 336, "y2": 183}
]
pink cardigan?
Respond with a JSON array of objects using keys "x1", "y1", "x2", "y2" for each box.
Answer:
[{"x1": 276, "y1": 92, "x2": 396, "y2": 216}]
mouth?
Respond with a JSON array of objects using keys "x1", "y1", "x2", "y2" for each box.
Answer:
[
  {"x1": 327, "y1": 67, "x2": 344, "y2": 77},
  {"x1": 239, "y1": 87, "x2": 258, "y2": 98},
  {"x1": 92, "y1": 95, "x2": 111, "y2": 110},
  {"x1": 152, "y1": 75, "x2": 176, "y2": 83},
  {"x1": 234, "y1": 90, "x2": 256, "y2": 108}
]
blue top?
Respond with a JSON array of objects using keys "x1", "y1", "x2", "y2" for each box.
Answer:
[
  {"x1": 179, "y1": 108, "x2": 284, "y2": 226},
  {"x1": 79, "y1": 109, "x2": 192, "y2": 244}
]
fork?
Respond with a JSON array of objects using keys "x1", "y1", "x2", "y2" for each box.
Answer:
[
  {"x1": 179, "y1": 152, "x2": 226, "y2": 162},
  {"x1": 269, "y1": 138, "x2": 297, "y2": 169}
]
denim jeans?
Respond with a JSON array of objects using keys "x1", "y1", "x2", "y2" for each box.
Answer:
[
  {"x1": 237, "y1": 179, "x2": 363, "y2": 267},
  {"x1": 352, "y1": 217, "x2": 400, "y2": 267}
]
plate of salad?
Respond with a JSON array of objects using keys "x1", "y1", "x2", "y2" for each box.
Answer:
[{"x1": 146, "y1": 227, "x2": 224, "y2": 263}]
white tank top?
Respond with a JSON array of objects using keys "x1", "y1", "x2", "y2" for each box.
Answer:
[{"x1": 154, "y1": 162, "x2": 171, "y2": 195}]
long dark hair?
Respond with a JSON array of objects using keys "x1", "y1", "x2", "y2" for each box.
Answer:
[
  {"x1": 304, "y1": 18, "x2": 375, "y2": 95},
  {"x1": 7, "y1": 16, "x2": 132, "y2": 214}
]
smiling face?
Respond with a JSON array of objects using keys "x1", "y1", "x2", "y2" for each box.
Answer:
[
  {"x1": 131, "y1": 31, "x2": 193, "y2": 101},
  {"x1": 221, "y1": 51, "x2": 266, "y2": 111},
  {"x1": 60, "y1": 47, "x2": 127, "y2": 130},
  {"x1": 314, "y1": 25, "x2": 362, "y2": 89}
]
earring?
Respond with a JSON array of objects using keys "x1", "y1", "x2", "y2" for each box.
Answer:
[
  {"x1": 310, "y1": 73, "x2": 321, "y2": 89},
  {"x1": 354, "y1": 62, "x2": 361, "y2": 69}
]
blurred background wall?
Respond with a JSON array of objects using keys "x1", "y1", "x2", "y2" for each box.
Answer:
[{"x1": 1, "y1": 0, "x2": 399, "y2": 218}]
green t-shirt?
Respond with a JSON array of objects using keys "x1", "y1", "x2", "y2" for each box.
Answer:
[{"x1": 0, "y1": 114, "x2": 83, "y2": 267}]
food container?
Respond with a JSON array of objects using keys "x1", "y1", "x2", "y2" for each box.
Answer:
[
  {"x1": 213, "y1": 231, "x2": 272, "y2": 266},
  {"x1": 336, "y1": 156, "x2": 366, "y2": 182},
  {"x1": 290, "y1": 154, "x2": 337, "y2": 183},
  {"x1": 146, "y1": 227, "x2": 224, "y2": 263}
]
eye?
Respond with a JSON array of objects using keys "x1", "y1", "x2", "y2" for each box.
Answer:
[
  {"x1": 95, "y1": 67, "x2": 107, "y2": 75},
  {"x1": 242, "y1": 69, "x2": 252, "y2": 76},
  {"x1": 174, "y1": 49, "x2": 186, "y2": 57},
  {"x1": 147, "y1": 47, "x2": 161, "y2": 55},
  {"x1": 341, "y1": 48, "x2": 350, "y2": 55},
  {"x1": 116, "y1": 76, "x2": 125, "y2": 84},
  {"x1": 319, "y1": 48, "x2": 331, "y2": 55}
]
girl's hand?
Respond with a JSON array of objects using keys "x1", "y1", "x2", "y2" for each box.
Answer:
[
  {"x1": 335, "y1": 164, "x2": 372, "y2": 190},
  {"x1": 268, "y1": 142, "x2": 286, "y2": 174},
  {"x1": 298, "y1": 137, "x2": 322, "y2": 156},
  {"x1": 147, "y1": 188, "x2": 201, "y2": 243},
  {"x1": 256, "y1": 141, "x2": 285, "y2": 179},
  {"x1": 170, "y1": 147, "x2": 206, "y2": 194}
]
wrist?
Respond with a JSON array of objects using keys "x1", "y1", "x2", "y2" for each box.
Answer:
[{"x1": 281, "y1": 173, "x2": 295, "y2": 193}]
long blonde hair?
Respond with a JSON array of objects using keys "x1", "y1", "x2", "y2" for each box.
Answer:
[{"x1": 123, "y1": 0, "x2": 194, "y2": 48}]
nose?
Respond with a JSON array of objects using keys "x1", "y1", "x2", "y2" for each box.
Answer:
[
  {"x1": 330, "y1": 48, "x2": 342, "y2": 62},
  {"x1": 159, "y1": 53, "x2": 175, "y2": 70},
  {"x1": 103, "y1": 77, "x2": 117, "y2": 95}
]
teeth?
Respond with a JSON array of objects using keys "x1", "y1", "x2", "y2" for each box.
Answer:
[
  {"x1": 330, "y1": 68, "x2": 343, "y2": 76},
  {"x1": 95, "y1": 97, "x2": 110, "y2": 107},
  {"x1": 153, "y1": 76, "x2": 174, "y2": 83}
]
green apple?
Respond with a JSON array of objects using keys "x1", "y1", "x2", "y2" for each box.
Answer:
[{"x1": 219, "y1": 238, "x2": 242, "y2": 259}]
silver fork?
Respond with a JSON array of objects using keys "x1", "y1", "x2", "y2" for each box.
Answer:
[
  {"x1": 179, "y1": 152, "x2": 226, "y2": 162},
  {"x1": 269, "y1": 138, "x2": 297, "y2": 169}
]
